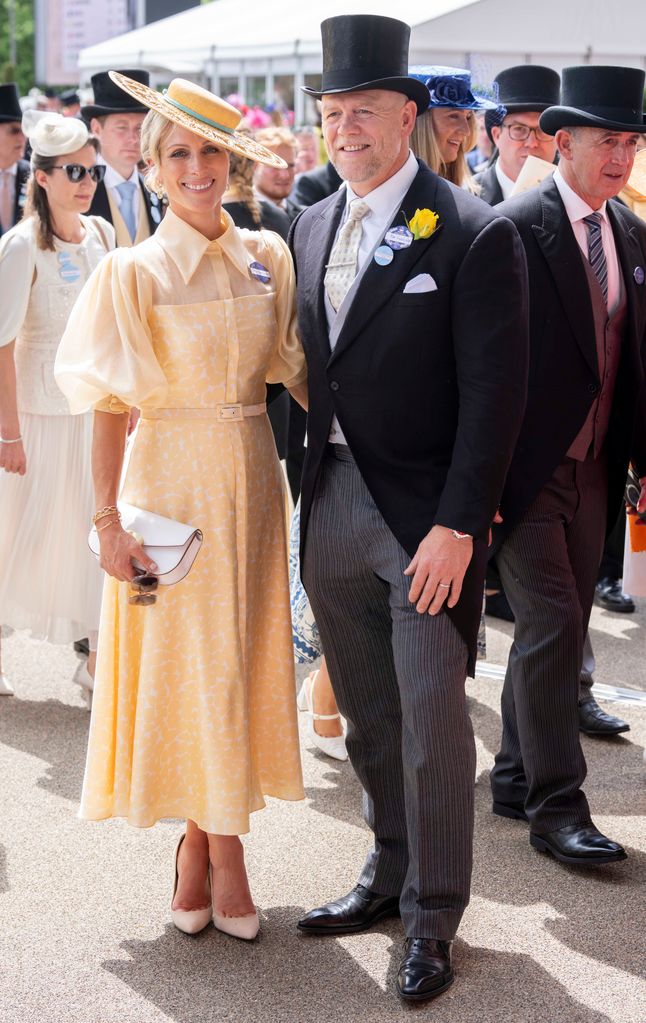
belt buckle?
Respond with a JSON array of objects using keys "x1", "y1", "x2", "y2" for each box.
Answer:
[{"x1": 217, "y1": 403, "x2": 243, "y2": 421}]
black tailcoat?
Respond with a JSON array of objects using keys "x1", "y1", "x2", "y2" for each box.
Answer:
[
  {"x1": 494, "y1": 175, "x2": 646, "y2": 545},
  {"x1": 474, "y1": 162, "x2": 504, "y2": 206},
  {"x1": 88, "y1": 174, "x2": 162, "y2": 234},
  {"x1": 290, "y1": 160, "x2": 530, "y2": 672}
]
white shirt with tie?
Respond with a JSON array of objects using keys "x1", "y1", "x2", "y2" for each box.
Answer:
[
  {"x1": 326, "y1": 150, "x2": 419, "y2": 444},
  {"x1": 98, "y1": 158, "x2": 141, "y2": 232}
]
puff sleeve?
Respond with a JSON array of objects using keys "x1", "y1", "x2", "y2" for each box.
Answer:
[
  {"x1": 54, "y1": 247, "x2": 168, "y2": 414},
  {"x1": 0, "y1": 227, "x2": 35, "y2": 348},
  {"x1": 261, "y1": 230, "x2": 307, "y2": 390}
]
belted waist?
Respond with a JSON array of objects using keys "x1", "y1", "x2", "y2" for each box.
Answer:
[{"x1": 141, "y1": 403, "x2": 267, "y2": 422}]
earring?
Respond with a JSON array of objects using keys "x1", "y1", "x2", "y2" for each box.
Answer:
[{"x1": 156, "y1": 183, "x2": 165, "y2": 201}]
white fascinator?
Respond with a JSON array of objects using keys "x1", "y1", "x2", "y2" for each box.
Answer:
[{"x1": 22, "y1": 110, "x2": 88, "y2": 157}]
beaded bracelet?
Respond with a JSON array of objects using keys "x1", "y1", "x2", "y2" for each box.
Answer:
[
  {"x1": 93, "y1": 505, "x2": 119, "y2": 524},
  {"x1": 1, "y1": 436, "x2": 22, "y2": 444}
]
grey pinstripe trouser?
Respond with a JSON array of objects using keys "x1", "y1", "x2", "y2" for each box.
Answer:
[
  {"x1": 301, "y1": 445, "x2": 475, "y2": 940},
  {"x1": 491, "y1": 455, "x2": 608, "y2": 833}
]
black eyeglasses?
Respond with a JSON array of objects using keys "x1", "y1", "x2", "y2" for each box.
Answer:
[
  {"x1": 501, "y1": 122, "x2": 552, "y2": 143},
  {"x1": 51, "y1": 163, "x2": 106, "y2": 183}
]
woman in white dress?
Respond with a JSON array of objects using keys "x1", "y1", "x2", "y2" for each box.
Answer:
[{"x1": 0, "y1": 111, "x2": 114, "y2": 699}]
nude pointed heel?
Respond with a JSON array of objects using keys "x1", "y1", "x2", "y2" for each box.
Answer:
[
  {"x1": 212, "y1": 903, "x2": 260, "y2": 941},
  {"x1": 171, "y1": 835, "x2": 213, "y2": 935}
]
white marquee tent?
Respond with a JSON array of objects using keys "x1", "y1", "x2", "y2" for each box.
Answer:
[{"x1": 77, "y1": 0, "x2": 646, "y2": 122}]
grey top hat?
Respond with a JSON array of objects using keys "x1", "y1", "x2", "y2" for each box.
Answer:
[
  {"x1": 302, "y1": 15, "x2": 430, "y2": 116},
  {"x1": 540, "y1": 65, "x2": 646, "y2": 135}
]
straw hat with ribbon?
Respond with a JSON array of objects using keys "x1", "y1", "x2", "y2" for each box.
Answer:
[{"x1": 109, "y1": 72, "x2": 287, "y2": 169}]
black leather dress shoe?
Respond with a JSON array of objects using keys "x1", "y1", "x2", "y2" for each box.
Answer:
[
  {"x1": 397, "y1": 938, "x2": 454, "y2": 1003},
  {"x1": 485, "y1": 590, "x2": 515, "y2": 622},
  {"x1": 530, "y1": 823, "x2": 627, "y2": 865},
  {"x1": 492, "y1": 798, "x2": 528, "y2": 822},
  {"x1": 579, "y1": 695, "x2": 630, "y2": 736},
  {"x1": 297, "y1": 884, "x2": 400, "y2": 935},
  {"x1": 594, "y1": 578, "x2": 635, "y2": 613}
]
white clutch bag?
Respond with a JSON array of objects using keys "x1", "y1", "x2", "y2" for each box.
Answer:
[{"x1": 88, "y1": 502, "x2": 203, "y2": 585}]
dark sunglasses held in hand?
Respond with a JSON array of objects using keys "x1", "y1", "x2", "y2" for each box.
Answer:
[
  {"x1": 51, "y1": 163, "x2": 107, "y2": 183},
  {"x1": 128, "y1": 573, "x2": 159, "y2": 606}
]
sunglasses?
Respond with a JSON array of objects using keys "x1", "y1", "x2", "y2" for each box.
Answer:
[
  {"x1": 128, "y1": 573, "x2": 159, "y2": 606},
  {"x1": 51, "y1": 163, "x2": 107, "y2": 183}
]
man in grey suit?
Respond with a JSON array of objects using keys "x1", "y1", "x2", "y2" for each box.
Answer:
[
  {"x1": 490, "y1": 65, "x2": 646, "y2": 866},
  {"x1": 290, "y1": 14, "x2": 529, "y2": 1003}
]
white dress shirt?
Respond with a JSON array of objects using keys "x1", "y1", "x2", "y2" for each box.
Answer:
[
  {"x1": 99, "y1": 158, "x2": 141, "y2": 231},
  {"x1": 495, "y1": 160, "x2": 516, "y2": 201},
  {"x1": 553, "y1": 168, "x2": 620, "y2": 312},
  {"x1": 326, "y1": 150, "x2": 419, "y2": 443}
]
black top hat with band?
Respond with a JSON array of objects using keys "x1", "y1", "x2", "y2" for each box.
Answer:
[
  {"x1": 81, "y1": 69, "x2": 150, "y2": 120},
  {"x1": 540, "y1": 65, "x2": 646, "y2": 135},
  {"x1": 302, "y1": 15, "x2": 430, "y2": 115},
  {"x1": 0, "y1": 83, "x2": 23, "y2": 124},
  {"x1": 485, "y1": 65, "x2": 560, "y2": 140}
]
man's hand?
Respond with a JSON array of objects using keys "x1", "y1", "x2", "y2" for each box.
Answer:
[
  {"x1": 489, "y1": 509, "x2": 503, "y2": 546},
  {"x1": 628, "y1": 476, "x2": 646, "y2": 525},
  {"x1": 404, "y1": 525, "x2": 474, "y2": 615}
]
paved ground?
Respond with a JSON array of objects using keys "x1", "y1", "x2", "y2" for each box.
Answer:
[{"x1": 0, "y1": 599, "x2": 644, "y2": 1023}]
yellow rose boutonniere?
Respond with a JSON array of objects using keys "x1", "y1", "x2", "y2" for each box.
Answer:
[{"x1": 406, "y1": 208, "x2": 440, "y2": 240}]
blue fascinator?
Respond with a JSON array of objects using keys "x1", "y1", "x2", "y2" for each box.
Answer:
[{"x1": 409, "y1": 65, "x2": 503, "y2": 113}]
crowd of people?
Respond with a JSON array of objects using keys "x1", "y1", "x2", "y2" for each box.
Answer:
[{"x1": 1, "y1": 11, "x2": 645, "y2": 1006}]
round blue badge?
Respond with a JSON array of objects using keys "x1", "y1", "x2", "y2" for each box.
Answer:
[
  {"x1": 249, "y1": 261, "x2": 271, "y2": 283},
  {"x1": 384, "y1": 226, "x2": 413, "y2": 250},
  {"x1": 374, "y1": 245, "x2": 394, "y2": 267},
  {"x1": 150, "y1": 206, "x2": 161, "y2": 224},
  {"x1": 633, "y1": 266, "x2": 645, "y2": 285},
  {"x1": 58, "y1": 252, "x2": 81, "y2": 283}
]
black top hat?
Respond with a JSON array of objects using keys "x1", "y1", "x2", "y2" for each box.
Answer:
[
  {"x1": 302, "y1": 15, "x2": 430, "y2": 115},
  {"x1": 60, "y1": 89, "x2": 80, "y2": 108},
  {"x1": 81, "y1": 69, "x2": 150, "y2": 120},
  {"x1": 540, "y1": 65, "x2": 646, "y2": 135},
  {"x1": 0, "y1": 83, "x2": 22, "y2": 124},
  {"x1": 484, "y1": 65, "x2": 561, "y2": 139}
]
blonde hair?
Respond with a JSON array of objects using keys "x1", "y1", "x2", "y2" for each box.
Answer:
[
  {"x1": 253, "y1": 126, "x2": 297, "y2": 153},
  {"x1": 227, "y1": 135, "x2": 262, "y2": 226},
  {"x1": 410, "y1": 109, "x2": 478, "y2": 193},
  {"x1": 139, "y1": 109, "x2": 175, "y2": 195}
]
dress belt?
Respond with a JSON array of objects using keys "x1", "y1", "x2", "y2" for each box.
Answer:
[{"x1": 141, "y1": 403, "x2": 267, "y2": 422}]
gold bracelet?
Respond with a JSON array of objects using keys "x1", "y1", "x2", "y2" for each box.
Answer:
[
  {"x1": 93, "y1": 505, "x2": 119, "y2": 524},
  {"x1": 96, "y1": 516, "x2": 122, "y2": 532}
]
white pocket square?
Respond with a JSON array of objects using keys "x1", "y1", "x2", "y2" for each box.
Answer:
[{"x1": 403, "y1": 273, "x2": 437, "y2": 294}]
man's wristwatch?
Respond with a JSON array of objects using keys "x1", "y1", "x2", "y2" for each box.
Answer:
[{"x1": 451, "y1": 530, "x2": 472, "y2": 540}]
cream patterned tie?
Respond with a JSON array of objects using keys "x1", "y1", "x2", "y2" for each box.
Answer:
[{"x1": 324, "y1": 199, "x2": 371, "y2": 311}]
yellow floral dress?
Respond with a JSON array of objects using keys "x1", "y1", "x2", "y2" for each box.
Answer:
[{"x1": 55, "y1": 209, "x2": 306, "y2": 834}]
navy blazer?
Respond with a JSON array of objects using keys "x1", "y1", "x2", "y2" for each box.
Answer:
[
  {"x1": 290, "y1": 160, "x2": 530, "y2": 673},
  {"x1": 493, "y1": 174, "x2": 646, "y2": 544}
]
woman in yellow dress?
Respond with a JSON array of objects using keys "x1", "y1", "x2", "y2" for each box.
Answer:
[{"x1": 55, "y1": 74, "x2": 308, "y2": 941}]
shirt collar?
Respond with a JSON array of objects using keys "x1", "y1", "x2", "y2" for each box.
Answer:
[
  {"x1": 156, "y1": 207, "x2": 254, "y2": 284},
  {"x1": 553, "y1": 167, "x2": 608, "y2": 224},
  {"x1": 345, "y1": 150, "x2": 419, "y2": 220},
  {"x1": 1, "y1": 163, "x2": 17, "y2": 178},
  {"x1": 100, "y1": 158, "x2": 139, "y2": 190},
  {"x1": 494, "y1": 159, "x2": 516, "y2": 200}
]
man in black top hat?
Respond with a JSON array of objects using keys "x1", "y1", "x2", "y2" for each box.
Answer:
[
  {"x1": 475, "y1": 65, "x2": 560, "y2": 205},
  {"x1": 60, "y1": 89, "x2": 81, "y2": 118},
  {"x1": 0, "y1": 84, "x2": 29, "y2": 239},
  {"x1": 290, "y1": 14, "x2": 529, "y2": 1003},
  {"x1": 490, "y1": 65, "x2": 646, "y2": 867},
  {"x1": 82, "y1": 69, "x2": 162, "y2": 246}
]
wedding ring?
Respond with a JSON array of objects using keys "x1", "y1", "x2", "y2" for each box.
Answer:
[{"x1": 438, "y1": 583, "x2": 451, "y2": 589}]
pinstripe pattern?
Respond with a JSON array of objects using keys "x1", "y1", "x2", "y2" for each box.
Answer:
[
  {"x1": 584, "y1": 213, "x2": 608, "y2": 304},
  {"x1": 301, "y1": 445, "x2": 475, "y2": 940},
  {"x1": 491, "y1": 456, "x2": 608, "y2": 833}
]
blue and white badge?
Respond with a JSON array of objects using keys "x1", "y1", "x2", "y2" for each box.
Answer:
[
  {"x1": 385, "y1": 226, "x2": 413, "y2": 250},
  {"x1": 634, "y1": 266, "x2": 644, "y2": 285},
  {"x1": 57, "y1": 251, "x2": 81, "y2": 283},
  {"x1": 150, "y1": 205, "x2": 161, "y2": 224},
  {"x1": 249, "y1": 260, "x2": 271, "y2": 283},
  {"x1": 374, "y1": 245, "x2": 394, "y2": 267}
]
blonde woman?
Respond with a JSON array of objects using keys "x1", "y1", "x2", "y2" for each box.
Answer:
[
  {"x1": 55, "y1": 75, "x2": 307, "y2": 941},
  {"x1": 409, "y1": 66, "x2": 502, "y2": 192},
  {"x1": 0, "y1": 111, "x2": 113, "y2": 699}
]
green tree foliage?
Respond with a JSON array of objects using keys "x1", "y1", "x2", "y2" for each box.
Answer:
[{"x1": 0, "y1": 0, "x2": 35, "y2": 93}]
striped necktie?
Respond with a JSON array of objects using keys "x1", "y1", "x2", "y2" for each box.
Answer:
[
  {"x1": 324, "y1": 199, "x2": 371, "y2": 311},
  {"x1": 583, "y1": 212, "x2": 608, "y2": 304}
]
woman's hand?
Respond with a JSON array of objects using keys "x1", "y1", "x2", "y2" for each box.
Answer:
[
  {"x1": 98, "y1": 520, "x2": 158, "y2": 582},
  {"x1": 0, "y1": 439, "x2": 27, "y2": 475}
]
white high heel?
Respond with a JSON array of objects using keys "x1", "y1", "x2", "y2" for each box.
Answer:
[
  {"x1": 297, "y1": 670, "x2": 348, "y2": 762},
  {"x1": 72, "y1": 660, "x2": 94, "y2": 710},
  {"x1": 171, "y1": 835, "x2": 213, "y2": 935},
  {"x1": 0, "y1": 674, "x2": 14, "y2": 696}
]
